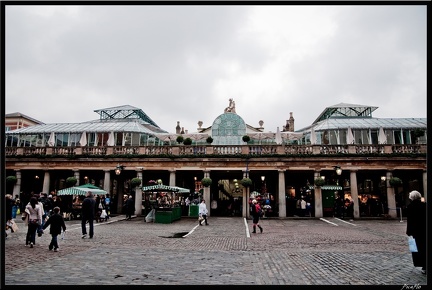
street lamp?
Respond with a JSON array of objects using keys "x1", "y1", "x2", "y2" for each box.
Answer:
[
  {"x1": 115, "y1": 164, "x2": 124, "y2": 175},
  {"x1": 381, "y1": 176, "x2": 386, "y2": 181},
  {"x1": 334, "y1": 166, "x2": 342, "y2": 176}
]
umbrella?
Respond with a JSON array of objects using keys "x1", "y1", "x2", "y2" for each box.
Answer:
[
  {"x1": 79, "y1": 131, "x2": 87, "y2": 146},
  {"x1": 57, "y1": 183, "x2": 107, "y2": 196},
  {"x1": 48, "y1": 132, "x2": 55, "y2": 147},
  {"x1": 141, "y1": 184, "x2": 190, "y2": 194},
  {"x1": 346, "y1": 127, "x2": 354, "y2": 144},
  {"x1": 107, "y1": 131, "x2": 115, "y2": 146},
  {"x1": 310, "y1": 127, "x2": 317, "y2": 145},
  {"x1": 275, "y1": 127, "x2": 282, "y2": 145},
  {"x1": 378, "y1": 127, "x2": 386, "y2": 144}
]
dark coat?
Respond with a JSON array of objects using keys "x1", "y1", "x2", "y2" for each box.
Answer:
[
  {"x1": 6, "y1": 197, "x2": 14, "y2": 220},
  {"x1": 43, "y1": 213, "x2": 66, "y2": 235},
  {"x1": 125, "y1": 198, "x2": 135, "y2": 214},
  {"x1": 81, "y1": 197, "x2": 96, "y2": 220},
  {"x1": 406, "y1": 199, "x2": 426, "y2": 268}
]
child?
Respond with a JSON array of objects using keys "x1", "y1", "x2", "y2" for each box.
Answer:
[{"x1": 42, "y1": 206, "x2": 66, "y2": 252}]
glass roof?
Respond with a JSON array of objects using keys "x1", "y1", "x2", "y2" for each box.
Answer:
[
  {"x1": 6, "y1": 119, "x2": 167, "y2": 134},
  {"x1": 299, "y1": 117, "x2": 426, "y2": 132}
]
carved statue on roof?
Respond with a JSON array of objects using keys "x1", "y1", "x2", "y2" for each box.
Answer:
[{"x1": 224, "y1": 98, "x2": 236, "y2": 113}]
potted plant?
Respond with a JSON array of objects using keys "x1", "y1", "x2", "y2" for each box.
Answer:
[
  {"x1": 131, "y1": 177, "x2": 142, "y2": 188},
  {"x1": 6, "y1": 175, "x2": 17, "y2": 185},
  {"x1": 206, "y1": 136, "x2": 214, "y2": 144},
  {"x1": 240, "y1": 177, "x2": 253, "y2": 187},
  {"x1": 183, "y1": 137, "x2": 192, "y2": 145},
  {"x1": 201, "y1": 177, "x2": 212, "y2": 187},
  {"x1": 389, "y1": 177, "x2": 403, "y2": 187},
  {"x1": 176, "y1": 135, "x2": 184, "y2": 144},
  {"x1": 242, "y1": 135, "x2": 250, "y2": 143},
  {"x1": 65, "y1": 176, "x2": 78, "y2": 187},
  {"x1": 314, "y1": 178, "x2": 325, "y2": 187}
]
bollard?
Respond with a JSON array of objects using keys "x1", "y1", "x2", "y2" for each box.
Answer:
[{"x1": 387, "y1": 207, "x2": 403, "y2": 222}]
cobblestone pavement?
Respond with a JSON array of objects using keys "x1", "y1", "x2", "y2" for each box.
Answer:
[{"x1": 3, "y1": 215, "x2": 428, "y2": 286}]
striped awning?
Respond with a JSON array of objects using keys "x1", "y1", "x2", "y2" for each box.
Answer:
[
  {"x1": 141, "y1": 184, "x2": 190, "y2": 193},
  {"x1": 57, "y1": 184, "x2": 107, "y2": 196},
  {"x1": 309, "y1": 185, "x2": 342, "y2": 190}
]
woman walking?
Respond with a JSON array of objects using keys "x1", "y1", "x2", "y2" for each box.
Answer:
[
  {"x1": 24, "y1": 197, "x2": 43, "y2": 248},
  {"x1": 406, "y1": 190, "x2": 426, "y2": 274}
]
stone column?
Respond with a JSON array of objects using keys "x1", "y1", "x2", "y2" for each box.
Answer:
[
  {"x1": 169, "y1": 170, "x2": 176, "y2": 186},
  {"x1": 203, "y1": 170, "x2": 211, "y2": 216},
  {"x1": 42, "y1": 171, "x2": 50, "y2": 194},
  {"x1": 73, "y1": 170, "x2": 80, "y2": 186},
  {"x1": 349, "y1": 170, "x2": 359, "y2": 219},
  {"x1": 278, "y1": 169, "x2": 286, "y2": 218},
  {"x1": 135, "y1": 168, "x2": 143, "y2": 216},
  {"x1": 242, "y1": 170, "x2": 249, "y2": 218},
  {"x1": 314, "y1": 171, "x2": 323, "y2": 218},
  {"x1": 386, "y1": 171, "x2": 397, "y2": 218},
  {"x1": 103, "y1": 170, "x2": 111, "y2": 194},
  {"x1": 13, "y1": 170, "x2": 21, "y2": 198}
]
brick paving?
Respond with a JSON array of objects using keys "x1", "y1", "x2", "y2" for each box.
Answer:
[{"x1": 3, "y1": 215, "x2": 428, "y2": 286}]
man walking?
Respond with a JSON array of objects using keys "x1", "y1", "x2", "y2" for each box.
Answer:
[
  {"x1": 198, "y1": 199, "x2": 209, "y2": 225},
  {"x1": 81, "y1": 191, "x2": 96, "y2": 239}
]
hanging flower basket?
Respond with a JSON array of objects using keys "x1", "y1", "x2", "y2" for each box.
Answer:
[
  {"x1": 240, "y1": 177, "x2": 253, "y2": 187},
  {"x1": 6, "y1": 175, "x2": 17, "y2": 185},
  {"x1": 131, "y1": 177, "x2": 142, "y2": 188},
  {"x1": 201, "y1": 177, "x2": 212, "y2": 187},
  {"x1": 314, "y1": 178, "x2": 325, "y2": 187},
  {"x1": 389, "y1": 177, "x2": 403, "y2": 187},
  {"x1": 206, "y1": 136, "x2": 214, "y2": 144},
  {"x1": 176, "y1": 136, "x2": 184, "y2": 144},
  {"x1": 66, "y1": 176, "x2": 78, "y2": 187}
]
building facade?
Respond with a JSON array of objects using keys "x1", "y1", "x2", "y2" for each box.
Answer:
[{"x1": 4, "y1": 101, "x2": 427, "y2": 220}]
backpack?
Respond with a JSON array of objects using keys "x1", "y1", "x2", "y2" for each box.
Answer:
[{"x1": 255, "y1": 204, "x2": 263, "y2": 217}]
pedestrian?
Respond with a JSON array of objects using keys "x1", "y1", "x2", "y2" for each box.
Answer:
[
  {"x1": 24, "y1": 197, "x2": 43, "y2": 248},
  {"x1": 125, "y1": 195, "x2": 135, "y2": 220},
  {"x1": 406, "y1": 190, "x2": 426, "y2": 274},
  {"x1": 250, "y1": 199, "x2": 263, "y2": 233},
  {"x1": 198, "y1": 199, "x2": 209, "y2": 225},
  {"x1": 42, "y1": 206, "x2": 66, "y2": 252},
  {"x1": 5, "y1": 194, "x2": 14, "y2": 238},
  {"x1": 81, "y1": 191, "x2": 96, "y2": 239}
]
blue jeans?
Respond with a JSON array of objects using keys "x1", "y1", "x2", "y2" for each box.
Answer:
[{"x1": 49, "y1": 234, "x2": 59, "y2": 249}]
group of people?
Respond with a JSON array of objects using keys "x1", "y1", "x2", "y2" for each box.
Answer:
[{"x1": 18, "y1": 193, "x2": 66, "y2": 252}]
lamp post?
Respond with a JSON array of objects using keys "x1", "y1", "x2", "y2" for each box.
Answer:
[{"x1": 115, "y1": 164, "x2": 124, "y2": 175}]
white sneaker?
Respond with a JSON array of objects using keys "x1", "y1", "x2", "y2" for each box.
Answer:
[
  {"x1": 30, "y1": 242, "x2": 34, "y2": 248},
  {"x1": 82, "y1": 234, "x2": 86, "y2": 239}
]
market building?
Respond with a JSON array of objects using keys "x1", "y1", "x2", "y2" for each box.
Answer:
[{"x1": 4, "y1": 100, "x2": 427, "y2": 220}]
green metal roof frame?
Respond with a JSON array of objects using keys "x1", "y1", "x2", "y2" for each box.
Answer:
[{"x1": 94, "y1": 105, "x2": 160, "y2": 128}]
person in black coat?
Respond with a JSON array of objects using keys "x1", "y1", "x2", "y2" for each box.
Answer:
[
  {"x1": 405, "y1": 190, "x2": 426, "y2": 274},
  {"x1": 125, "y1": 195, "x2": 135, "y2": 220},
  {"x1": 81, "y1": 191, "x2": 96, "y2": 238},
  {"x1": 42, "y1": 206, "x2": 66, "y2": 251}
]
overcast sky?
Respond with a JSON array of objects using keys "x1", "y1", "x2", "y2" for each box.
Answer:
[{"x1": 5, "y1": 4, "x2": 427, "y2": 133}]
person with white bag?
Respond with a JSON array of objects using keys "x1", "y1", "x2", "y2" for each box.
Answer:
[{"x1": 406, "y1": 190, "x2": 426, "y2": 274}]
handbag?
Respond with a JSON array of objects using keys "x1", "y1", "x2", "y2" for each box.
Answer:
[
  {"x1": 408, "y1": 236, "x2": 418, "y2": 252},
  {"x1": 198, "y1": 216, "x2": 203, "y2": 221},
  {"x1": 29, "y1": 219, "x2": 41, "y2": 226}
]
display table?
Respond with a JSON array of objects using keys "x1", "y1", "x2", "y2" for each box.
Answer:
[
  {"x1": 188, "y1": 205, "x2": 199, "y2": 217},
  {"x1": 154, "y1": 207, "x2": 182, "y2": 224}
]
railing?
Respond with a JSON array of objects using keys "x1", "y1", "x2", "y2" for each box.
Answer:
[{"x1": 5, "y1": 144, "x2": 426, "y2": 157}]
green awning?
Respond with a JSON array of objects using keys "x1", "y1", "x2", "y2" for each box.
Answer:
[
  {"x1": 309, "y1": 185, "x2": 342, "y2": 190},
  {"x1": 141, "y1": 184, "x2": 190, "y2": 193},
  {"x1": 57, "y1": 183, "x2": 107, "y2": 196}
]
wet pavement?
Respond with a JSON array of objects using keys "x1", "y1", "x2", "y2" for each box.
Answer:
[{"x1": 3, "y1": 215, "x2": 428, "y2": 286}]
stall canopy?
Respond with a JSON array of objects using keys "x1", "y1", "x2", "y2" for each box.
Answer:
[
  {"x1": 141, "y1": 184, "x2": 190, "y2": 193},
  {"x1": 57, "y1": 183, "x2": 108, "y2": 196}
]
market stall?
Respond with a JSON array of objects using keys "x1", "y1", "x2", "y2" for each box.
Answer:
[{"x1": 141, "y1": 184, "x2": 190, "y2": 223}]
